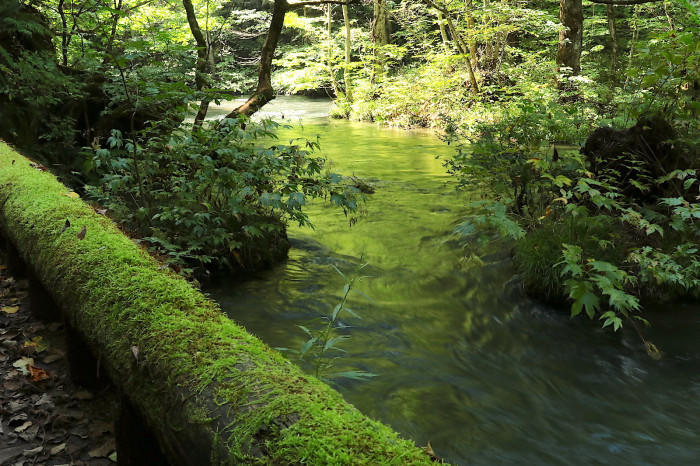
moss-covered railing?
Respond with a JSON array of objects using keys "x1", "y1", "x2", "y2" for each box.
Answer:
[{"x1": 0, "y1": 141, "x2": 432, "y2": 465}]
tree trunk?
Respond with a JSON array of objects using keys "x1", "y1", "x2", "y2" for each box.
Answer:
[
  {"x1": 183, "y1": 0, "x2": 215, "y2": 128},
  {"x1": 226, "y1": 0, "x2": 287, "y2": 118},
  {"x1": 606, "y1": 4, "x2": 618, "y2": 80},
  {"x1": 624, "y1": 5, "x2": 640, "y2": 89},
  {"x1": 371, "y1": 0, "x2": 390, "y2": 81},
  {"x1": 58, "y1": 0, "x2": 68, "y2": 67},
  {"x1": 465, "y1": 0, "x2": 479, "y2": 71},
  {"x1": 327, "y1": 5, "x2": 340, "y2": 96},
  {"x1": 557, "y1": 0, "x2": 583, "y2": 76},
  {"x1": 436, "y1": 11, "x2": 450, "y2": 53},
  {"x1": 342, "y1": 1, "x2": 353, "y2": 101},
  {"x1": 445, "y1": 15, "x2": 479, "y2": 94}
]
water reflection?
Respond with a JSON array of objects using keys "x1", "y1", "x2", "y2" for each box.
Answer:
[{"x1": 207, "y1": 98, "x2": 700, "y2": 465}]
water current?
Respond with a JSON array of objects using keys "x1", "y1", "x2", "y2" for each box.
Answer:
[{"x1": 206, "y1": 96, "x2": 700, "y2": 465}]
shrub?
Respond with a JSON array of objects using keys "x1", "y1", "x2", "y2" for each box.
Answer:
[{"x1": 85, "y1": 117, "x2": 359, "y2": 275}]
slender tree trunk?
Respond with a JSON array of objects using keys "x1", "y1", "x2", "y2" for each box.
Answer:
[
  {"x1": 183, "y1": 0, "x2": 215, "y2": 128},
  {"x1": 371, "y1": 0, "x2": 390, "y2": 82},
  {"x1": 445, "y1": 15, "x2": 479, "y2": 94},
  {"x1": 106, "y1": 0, "x2": 124, "y2": 56},
  {"x1": 58, "y1": 0, "x2": 68, "y2": 66},
  {"x1": 342, "y1": 1, "x2": 353, "y2": 101},
  {"x1": 436, "y1": 11, "x2": 450, "y2": 53},
  {"x1": 465, "y1": 0, "x2": 479, "y2": 71},
  {"x1": 327, "y1": 5, "x2": 340, "y2": 96},
  {"x1": 606, "y1": 4, "x2": 618, "y2": 80},
  {"x1": 624, "y1": 5, "x2": 640, "y2": 89},
  {"x1": 664, "y1": 1, "x2": 675, "y2": 31},
  {"x1": 557, "y1": 0, "x2": 583, "y2": 76},
  {"x1": 227, "y1": 0, "x2": 287, "y2": 118}
]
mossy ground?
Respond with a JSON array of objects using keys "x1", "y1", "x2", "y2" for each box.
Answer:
[{"x1": 0, "y1": 141, "x2": 433, "y2": 464}]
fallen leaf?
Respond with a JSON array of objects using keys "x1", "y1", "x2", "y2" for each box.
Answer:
[
  {"x1": 14, "y1": 421, "x2": 33, "y2": 433},
  {"x1": 19, "y1": 423, "x2": 40, "y2": 441},
  {"x1": 77, "y1": 226, "x2": 86, "y2": 240},
  {"x1": 424, "y1": 440, "x2": 443, "y2": 462},
  {"x1": 12, "y1": 357, "x2": 34, "y2": 375},
  {"x1": 29, "y1": 365, "x2": 49, "y2": 382},
  {"x1": 109, "y1": 451, "x2": 118, "y2": 462},
  {"x1": 60, "y1": 219, "x2": 71, "y2": 234},
  {"x1": 131, "y1": 345, "x2": 139, "y2": 362},
  {"x1": 88, "y1": 439, "x2": 116, "y2": 458},
  {"x1": 7, "y1": 400, "x2": 24, "y2": 413},
  {"x1": 1, "y1": 306, "x2": 19, "y2": 314},
  {"x1": 50, "y1": 443, "x2": 66, "y2": 455},
  {"x1": 29, "y1": 162, "x2": 47, "y2": 171},
  {"x1": 35, "y1": 393, "x2": 53, "y2": 407},
  {"x1": 64, "y1": 192, "x2": 80, "y2": 199},
  {"x1": 95, "y1": 208, "x2": 107, "y2": 215},
  {"x1": 22, "y1": 445, "x2": 42, "y2": 456},
  {"x1": 24, "y1": 336, "x2": 48, "y2": 353}
]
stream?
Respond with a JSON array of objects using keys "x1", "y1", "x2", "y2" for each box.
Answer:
[{"x1": 207, "y1": 96, "x2": 700, "y2": 465}]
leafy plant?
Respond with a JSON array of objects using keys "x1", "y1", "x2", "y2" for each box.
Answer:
[
  {"x1": 85, "y1": 117, "x2": 359, "y2": 275},
  {"x1": 281, "y1": 263, "x2": 377, "y2": 382}
]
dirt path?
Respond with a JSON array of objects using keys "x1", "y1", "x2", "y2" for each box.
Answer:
[{"x1": 0, "y1": 254, "x2": 118, "y2": 465}]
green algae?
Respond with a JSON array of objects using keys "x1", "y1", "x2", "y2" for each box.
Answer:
[{"x1": 0, "y1": 141, "x2": 433, "y2": 465}]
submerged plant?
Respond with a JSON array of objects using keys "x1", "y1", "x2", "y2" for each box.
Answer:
[{"x1": 280, "y1": 263, "x2": 376, "y2": 382}]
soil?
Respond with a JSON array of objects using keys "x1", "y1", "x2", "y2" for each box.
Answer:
[{"x1": 0, "y1": 252, "x2": 118, "y2": 466}]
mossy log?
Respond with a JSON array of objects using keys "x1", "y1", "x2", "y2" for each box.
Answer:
[{"x1": 0, "y1": 141, "x2": 433, "y2": 465}]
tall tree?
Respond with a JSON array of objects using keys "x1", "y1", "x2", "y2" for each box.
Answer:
[
  {"x1": 557, "y1": 0, "x2": 583, "y2": 76},
  {"x1": 227, "y1": 0, "x2": 359, "y2": 118},
  {"x1": 558, "y1": 0, "x2": 666, "y2": 78},
  {"x1": 183, "y1": 0, "x2": 216, "y2": 127},
  {"x1": 342, "y1": 1, "x2": 353, "y2": 101},
  {"x1": 226, "y1": 0, "x2": 288, "y2": 117},
  {"x1": 607, "y1": 4, "x2": 618, "y2": 79},
  {"x1": 371, "y1": 0, "x2": 390, "y2": 80}
]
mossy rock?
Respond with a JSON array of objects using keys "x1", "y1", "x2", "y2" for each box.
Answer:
[{"x1": 0, "y1": 141, "x2": 434, "y2": 465}]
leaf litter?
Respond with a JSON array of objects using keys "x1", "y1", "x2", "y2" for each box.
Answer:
[{"x1": 0, "y1": 251, "x2": 118, "y2": 465}]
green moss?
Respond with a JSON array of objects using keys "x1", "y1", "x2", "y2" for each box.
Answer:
[{"x1": 0, "y1": 141, "x2": 434, "y2": 465}]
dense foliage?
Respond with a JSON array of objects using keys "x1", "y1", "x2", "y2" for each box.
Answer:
[
  {"x1": 1, "y1": 0, "x2": 698, "y2": 336},
  {"x1": 85, "y1": 118, "x2": 357, "y2": 273},
  {"x1": 445, "y1": 2, "x2": 698, "y2": 339}
]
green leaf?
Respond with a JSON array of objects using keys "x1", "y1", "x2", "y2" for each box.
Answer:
[
  {"x1": 323, "y1": 336, "x2": 349, "y2": 352},
  {"x1": 331, "y1": 264, "x2": 346, "y2": 281},
  {"x1": 300, "y1": 337, "x2": 317, "y2": 357},
  {"x1": 331, "y1": 371, "x2": 378, "y2": 380}
]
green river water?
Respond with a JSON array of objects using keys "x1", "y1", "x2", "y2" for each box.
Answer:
[{"x1": 206, "y1": 97, "x2": 700, "y2": 465}]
